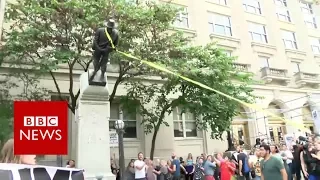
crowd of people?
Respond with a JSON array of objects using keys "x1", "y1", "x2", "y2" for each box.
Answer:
[
  {"x1": 114, "y1": 152, "x2": 237, "y2": 180},
  {"x1": 113, "y1": 134, "x2": 320, "y2": 180},
  {"x1": 1, "y1": 134, "x2": 320, "y2": 180}
]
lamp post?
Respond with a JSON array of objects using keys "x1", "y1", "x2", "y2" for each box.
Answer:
[{"x1": 114, "y1": 119, "x2": 125, "y2": 180}]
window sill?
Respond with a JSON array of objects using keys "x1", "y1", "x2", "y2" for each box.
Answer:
[
  {"x1": 169, "y1": 26, "x2": 197, "y2": 34},
  {"x1": 285, "y1": 49, "x2": 307, "y2": 61},
  {"x1": 209, "y1": 33, "x2": 240, "y2": 43},
  {"x1": 209, "y1": 33, "x2": 240, "y2": 49},
  {"x1": 285, "y1": 49, "x2": 306, "y2": 56},
  {"x1": 251, "y1": 42, "x2": 276, "y2": 50},
  {"x1": 251, "y1": 42, "x2": 276, "y2": 55},
  {"x1": 314, "y1": 54, "x2": 320, "y2": 58},
  {"x1": 174, "y1": 137, "x2": 203, "y2": 141},
  {"x1": 244, "y1": 11, "x2": 264, "y2": 17},
  {"x1": 278, "y1": 20, "x2": 294, "y2": 25},
  {"x1": 306, "y1": 27, "x2": 318, "y2": 30},
  {"x1": 205, "y1": 1, "x2": 229, "y2": 8}
]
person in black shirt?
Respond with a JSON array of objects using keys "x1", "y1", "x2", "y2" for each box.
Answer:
[
  {"x1": 292, "y1": 144, "x2": 304, "y2": 180},
  {"x1": 238, "y1": 151, "x2": 250, "y2": 180}
]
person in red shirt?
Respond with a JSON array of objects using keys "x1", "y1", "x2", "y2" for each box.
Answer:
[{"x1": 214, "y1": 154, "x2": 236, "y2": 180}]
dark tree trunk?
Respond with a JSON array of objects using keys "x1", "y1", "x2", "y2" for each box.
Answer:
[
  {"x1": 226, "y1": 131, "x2": 235, "y2": 151},
  {"x1": 150, "y1": 124, "x2": 160, "y2": 160}
]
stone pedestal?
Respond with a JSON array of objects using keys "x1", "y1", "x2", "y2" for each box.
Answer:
[{"x1": 76, "y1": 70, "x2": 115, "y2": 180}]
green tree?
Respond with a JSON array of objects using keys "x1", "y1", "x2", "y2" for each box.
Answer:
[
  {"x1": 122, "y1": 44, "x2": 256, "y2": 159},
  {"x1": 0, "y1": 80, "x2": 14, "y2": 147},
  {"x1": 0, "y1": 0, "x2": 183, "y2": 114},
  {"x1": 0, "y1": 71, "x2": 48, "y2": 147}
]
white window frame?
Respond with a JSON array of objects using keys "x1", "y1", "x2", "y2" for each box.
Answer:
[
  {"x1": 173, "y1": 7, "x2": 189, "y2": 29},
  {"x1": 310, "y1": 37, "x2": 320, "y2": 54},
  {"x1": 259, "y1": 56, "x2": 270, "y2": 68},
  {"x1": 248, "y1": 22, "x2": 268, "y2": 43},
  {"x1": 274, "y1": 0, "x2": 287, "y2": 7},
  {"x1": 276, "y1": 7, "x2": 291, "y2": 22},
  {"x1": 282, "y1": 30, "x2": 298, "y2": 49},
  {"x1": 304, "y1": 14, "x2": 317, "y2": 29},
  {"x1": 291, "y1": 62, "x2": 301, "y2": 74},
  {"x1": 209, "y1": 0, "x2": 227, "y2": 5},
  {"x1": 110, "y1": 102, "x2": 138, "y2": 139},
  {"x1": 300, "y1": 1, "x2": 313, "y2": 14},
  {"x1": 208, "y1": 13, "x2": 232, "y2": 36},
  {"x1": 243, "y1": 0, "x2": 262, "y2": 15},
  {"x1": 173, "y1": 107, "x2": 198, "y2": 139}
]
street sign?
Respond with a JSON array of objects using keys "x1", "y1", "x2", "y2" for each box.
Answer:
[{"x1": 110, "y1": 130, "x2": 118, "y2": 147}]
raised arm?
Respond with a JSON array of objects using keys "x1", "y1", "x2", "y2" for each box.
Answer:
[{"x1": 213, "y1": 156, "x2": 221, "y2": 166}]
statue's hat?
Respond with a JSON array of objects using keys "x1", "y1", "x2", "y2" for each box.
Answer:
[{"x1": 105, "y1": 19, "x2": 116, "y2": 28}]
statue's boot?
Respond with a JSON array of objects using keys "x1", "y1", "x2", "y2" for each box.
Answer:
[
  {"x1": 89, "y1": 70, "x2": 97, "y2": 82},
  {"x1": 100, "y1": 71, "x2": 105, "y2": 81}
]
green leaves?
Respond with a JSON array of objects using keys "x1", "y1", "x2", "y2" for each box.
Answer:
[
  {"x1": 121, "y1": 42, "x2": 257, "y2": 140},
  {"x1": 1, "y1": 0, "x2": 256, "y2": 144},
  {"x1": 1, "y1": 0, "x2": 185, "y2": 113}
]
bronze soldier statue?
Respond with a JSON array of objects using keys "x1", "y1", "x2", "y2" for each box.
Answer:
[{"x1": 89, "y1": 19, "x2": 119, "y2": 82}]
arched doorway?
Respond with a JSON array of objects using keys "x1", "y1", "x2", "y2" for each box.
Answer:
[
  {"x1": 232, "y1": 106, "x2": 250, "y2": 147},
  {"x1": 268, "y1": 102, "x2": 286, "y2": 144},
  {"x1": 302, "y1": 103, "x2": 314, "y2": 135}
]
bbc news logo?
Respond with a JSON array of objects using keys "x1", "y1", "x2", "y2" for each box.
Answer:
[
  {"x1": 20, "y1": 116, "x2": 62, "y2": 141},
  {"x1": 14, "y1": 101, "x2": 68, "y2": 155}
]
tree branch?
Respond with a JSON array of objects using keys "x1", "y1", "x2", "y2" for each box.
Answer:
[
  {"x1": 49, "y1": 70, "x2": 73, "y2": 110},
  {"x1": 68, "y1": 59, "x2": 77, "y2": 100},
  {"x1": 109, "y1": 62, "x2": 131, "y2": 103}
]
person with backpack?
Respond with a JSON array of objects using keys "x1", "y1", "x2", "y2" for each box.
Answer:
[{"x1": 238, "y1": 146, "x2": 250, "y2": 180}]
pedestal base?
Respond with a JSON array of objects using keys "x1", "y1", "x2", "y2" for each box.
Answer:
[{"x1": 76, "y1": 71, "x2": 114, "y2": 180}]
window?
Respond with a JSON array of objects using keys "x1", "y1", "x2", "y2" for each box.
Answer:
[
  {"x1": 208, "y1": 13, "x2": 232, "y2": 36},
  {"x1": 310, "y1": 37, "x2": 320, "y2": 54},
  {"x1": 291, "y1": 62, "x2": 300, "y2": 73},
  {"x1": 274, "y1": 0, "x2": 287, "y2": 7},
  {"x1": 304, "y1": 15, "x2": 317, "y2": 29},
  {"x1": 243, "y1": 0, "x2": 262, "y2": 15},
  {"x1": 259, "y1": 56, "x2": 270, "y2": 68},
  {"x1": 223, "y1": 50, "x2": 232, "y2": 57},
  {"x1": 299, "y1": 1, "x2": 317, "y2": 28},
  {"x1": 300, "y1": 1, "x2": 313, "y2": 14},
  {"x1": 281, "y1": 30, "x2": 298, "y2": 49},
  {"x1": 173, "y1": 7, "x2": 189, "y2": 28},
  {"x1": 248, "y1": 22, "x2": 268, "y2": 43},
  {"x1": 110, "y1": 102, "x2": 137, "y2": 138},
  {"x1": 173, "y1": 107, "x2": 197, "y2": 138},
  {"x1": 276, "y1": 7, "x2": 291, "y2": 22},
  {"x1": 210, "y1": 0, "x2": 227, "y2": 5}
]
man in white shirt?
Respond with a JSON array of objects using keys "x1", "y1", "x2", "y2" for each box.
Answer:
[
  {"x1": 134, "y1": 152, "x2": 146, "y2": 180},
  {"x1": 281, "y1": 144, "x2": 294, "y2": 180}
]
